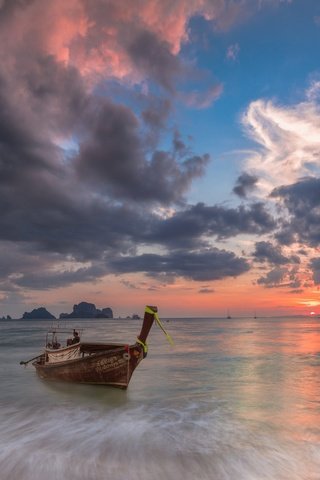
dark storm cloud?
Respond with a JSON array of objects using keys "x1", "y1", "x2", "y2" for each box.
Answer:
[
  {"x1": 271, "y1": 177, "x2": 320, "y2": 247},
  {"x1": 257, "y1": 267, "x2": 288, "y2": 287},
  {"x1": 257, "y1": 266, "x2": 301, "y2": 289},
  {"x1": 0, "y1": 43, "x2": 210, "y2": 269},
  {"x1": 287, "y1": 266, "x2": 301, "y2": 287},
  {"x1": 108, "y1": 248, "x2": 250, "y2": 282},
  {"x1": 0, "y1": 12, "x2": 208, "y2": 212},
  {"x1": 141, "y1": 98, "x2": 171, "y2": 130},
  {"x1": 173, "y1": 130, "x2": 188, "y2": 156},
  {"x1": 75, "y1": 99, "x2": 209, "y2": 204},
  {"x1": 0, "y1": 191, "x2": 275, "y2": 289},
  {"x1": 233, "y1": 172, "x2": 258, "y2": 198},
  {"x1": 0, "y1": 73, "x2": 57, "y2": 182},
  {"x1": 0, "y1": 241, "x2": 103, "y2": 292},
  {"x1": 0, "y1": 242, "x2": 41, "y2": 278},
  {"x1": 126, "y1": 29, "x2": 182, "y2": 92},
  {"x1": 252, "y1": 241, "x2": 299, "y2": 265},
  {"x1": 15, "y1": 263, "x2": 106, "y2": 290},
  {"x1": 146, "y1": 202, "x2": 276, "y2": 248},
  {"x1": 274, "y1": 225, "x2": 296, "y2": 246},
  {"x1": 19, "y1": 55, "x2": 87, "y2": 135},
  {"x1": 140, "y1": 97, "x2": 173, "y2": 149},
  {"x1": 0, "y1": 53, "x2": 88, "y2": 204},
  {"x1": 0, "y1": 0, "x2": 34, "y2": 19},
  {"x1": 0, "y1": 197, "x2": 150, "y2": 262},
  {"x1": 309, "y1": 258, "x2": 320, "y2": 285},
  {"x1": 0, "y1": 234, "x2": 114, "y2": 291}
]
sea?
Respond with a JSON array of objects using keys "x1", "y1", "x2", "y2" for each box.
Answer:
[{"x1": 1, "y1": 315, "x2": 320, "y2": 480}]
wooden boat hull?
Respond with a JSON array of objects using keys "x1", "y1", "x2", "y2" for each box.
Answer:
[
  {"x1": 33, "y1": 343, "x2": 144, "y2": 389},
  {"x1": 25, "y1": 305, "x2": 163, "y2": 389}
]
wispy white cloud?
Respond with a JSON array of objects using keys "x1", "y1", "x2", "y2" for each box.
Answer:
[
  {"x1": 241, "y1": 84, "x2": 320, "y2": 196},
  {"x1": 306, "y1": 79, "x2": 320, "y2": 102},
  {"x1": 181, "y1": 83, "x2": 223, "y2": 109}
]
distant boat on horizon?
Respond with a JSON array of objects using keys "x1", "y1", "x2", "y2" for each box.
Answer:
[{"x1": 227, "y1": 310, "x2": 231, "y2": 319}]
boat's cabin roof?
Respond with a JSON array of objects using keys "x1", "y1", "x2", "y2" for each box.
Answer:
[{"x1": 45, "y1": 327, "x2": 84, "y2": 350}]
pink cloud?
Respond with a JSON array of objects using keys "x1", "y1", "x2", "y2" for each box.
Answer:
[{"x1": 0, "y1": 0, "x2": 269, "y2": 88}]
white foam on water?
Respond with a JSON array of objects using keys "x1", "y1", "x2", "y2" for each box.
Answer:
[{"x1": 1, "y1": 401, "x2": 320, "y2": 480}]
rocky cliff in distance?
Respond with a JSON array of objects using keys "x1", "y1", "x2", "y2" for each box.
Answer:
[
  {"x1": 22, "y1": 307, "x2": 56, "y2": 319},
  {"x1": 59, "y1": 301, "x2": 113, "y2": 319}
]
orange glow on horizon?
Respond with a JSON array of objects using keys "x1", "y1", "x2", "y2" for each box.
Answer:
[{"x1": 13, "y1": 272, "x2": 320, "y2": 320}]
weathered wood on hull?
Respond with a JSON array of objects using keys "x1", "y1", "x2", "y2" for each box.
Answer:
[{"x1": 33, "y1": 344, "x2": 144, "y2": 389}]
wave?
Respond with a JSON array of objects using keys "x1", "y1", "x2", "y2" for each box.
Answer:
[{"x1": 0, "y1": 401, "x2": 320, "y2": 480}]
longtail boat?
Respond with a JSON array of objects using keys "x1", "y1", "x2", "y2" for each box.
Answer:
[{"x1": 20, "y1": 306, "x2": 173, "y2": 389}]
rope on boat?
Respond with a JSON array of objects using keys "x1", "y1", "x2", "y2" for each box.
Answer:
[
  {"x1": 145, "y1": 306, "x2": 174, "y2": 346},
  {"x1": 136, "y1": 337, "x2": 148, "y2": 355}
]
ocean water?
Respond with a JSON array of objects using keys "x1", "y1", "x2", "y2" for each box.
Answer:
[{"x1": 1, "y1": 316, "x2": 320, "y2": 480}]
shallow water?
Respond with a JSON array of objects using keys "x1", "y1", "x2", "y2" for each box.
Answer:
[{"x1": 1, "y1": 316, "x2": 320, "y2": 479}]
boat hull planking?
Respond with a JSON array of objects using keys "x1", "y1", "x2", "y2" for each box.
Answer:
[{"x1": 33, "y1": 343, "x2": 144, "y2": 389}]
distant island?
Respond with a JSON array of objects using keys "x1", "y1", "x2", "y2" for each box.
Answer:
[
  {"x1": 20, "y1": 301, "x2": 114, "y2": 320},
  {"x1": 22, "y1": 307, "x2": 55, "y2": 320},
  {"x1": 59, "y1": 302, "x2": 113, "y2": 319}
]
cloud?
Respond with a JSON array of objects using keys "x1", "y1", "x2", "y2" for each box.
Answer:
[
  {"x1": 271, "y1": 177, "x2": 320, "y2": 247},
  {"x1": 241, "y1": 85, "x2": 320, "y2": 196},
  {"x1": 0, "y1": 1, "x2": 204, "y2": 87},
  {"x1": 146, "y1": 202, "x2": 276, "y2": 249},
  {"x1": 240, "y1": 82, "x2": 320, "y2": 293},
  {"x1": 309, "y1": 258, "x2": 320, "y2": 285},
  {"x1": 253, "y1": 241, "x2": 292, "y2": 265},
  {"x1": 306, "y1": 79, "x2": 320, "y2": 102},
  {"x1": 181, "y1": 83, "x2": 223, "y2": 109},
  {"x1": 0, "y1": 190, "x2": 277, "y2": 291},
  {"x1": 0, "y1": 1, "x2": 286, "y2": 88},
  {"x1": 257, "y1": 267, "x2": 288, "y2": 287},
  {"x1": 198, "y1": 287, "x2": 215, "y2": 293},
  {"x1": 15, "y1": 263, "x2": 106, "y2": 290},
  {"x1": 0, "y1": 0, "x2": 295, "y2": 300},
  {"x1": 108, "y1": 248, "x2": 250, "y2": 282},
  {"x1": 233, "y1": 172, "x2": 258, "y2": 198},
  {"x1": 141, "y1": 98, "x2": 171, "y2": 130},
  {"x1": 257, "y1": 265, "x2": 301, "y2": 289},
  {"x1": 226, "y1": 43, "x2": 240, "y2": 61},
  {"x1": 74, "y1": 99, "x2": 209, "y2": 204},
  {"x1": 126, "y1": 29, "x2": 183, "y2": 92}
]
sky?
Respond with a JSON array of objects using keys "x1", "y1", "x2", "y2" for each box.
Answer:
[{"x1": 1, "y1": 0, "x2": 320, "y2": 319}]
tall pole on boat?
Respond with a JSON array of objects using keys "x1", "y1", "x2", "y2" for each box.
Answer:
[
  {"x1": 137, "y1": 306, "x2": 157, "y2": 343},
  {"x1": 136, "y1": 306, "x2": 157, "y2": 357},
  {"x1": 136, "y1": 305, "x2": 173, "y2": 357}
]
